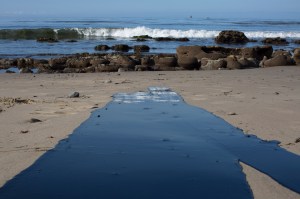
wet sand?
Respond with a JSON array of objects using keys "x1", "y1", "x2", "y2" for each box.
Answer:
[{"x1": 0, "y1": 66, "x2": 300, "y2": 198}]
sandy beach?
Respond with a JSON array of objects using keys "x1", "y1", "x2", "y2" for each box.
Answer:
[{"x1": 0, "y1": 66, "x2": 300, "y2": 198}]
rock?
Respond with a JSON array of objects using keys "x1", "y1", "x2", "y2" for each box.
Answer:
[
  {"x1": 238, "y1": 57, "x2": 259, "y2": 68},
  {"x1": 66, "y1": 40, "x2": 77, "y2": 42},
  {"x1": 66, "y1": 58, "x2": 91, "y2": 68},
  {"x1": 215, "y1": 30, "x2": 249, "y2": 44},
  {"x1": 272, "y1": 50, "x2": 291, "y2": 57},
  {"x1": 262, "y1": 37, "x2": 289, "y2": 45},
  {"x1": 293, "y1": 48, "x2": 300, "y2": 65},
  {"x1": 227, "y1": 56, "x2": 243, "y2": 69},
  {"x1": 111, "y1": 44, "x2": 131, "y2": 52},
  {"x1": 17, "y1": 58, "x2": 34, "y2": 68},
  {"x1": 82, "y1": 66, "x2": 95, "y2": 73},
  {"x1": 49, "y1": 57, "x2": 68, "y2": 70},
  {"x1": 109, "y1": 55, "x2": 136, "y2": 70},
  {"x1": 294, "y1": 40, "x2": 300, "y2": 44},
  {"x1": 20, "y1": 68, "x2": 33, "y2": 73},
  {"x1": 134, "y1": 45, "x2": 150, "y2": 52},
  {"x1": 95, "y1": 65, "x2": 119, "y2": 72},
  {"x1": 228, "y1": 112, "x2": 237, "y2": 116},
  {"x1": 240, "y1": 46, "x2": 273, "y2": 60},
  {"x1": 30, "y1": 118, "x2": 42, "y2": 123},
  {"x1": 177, "y1": 57, "x2": 199, "y2": 70},
  {"x1": 201, "y1": 59, "x2": 227, "y2": 70},
  {"x1": 155, "y1": 56, "x2": 177, "y2": 67},
  {"x1": 37, "y1": 37, "x2": 58, "y2": 43},
  {"x1": 154, "y1": 37, "x2": 189, "y2": 42},
  {"x1": 90, "y1": 58, "x2": 109, "y2": 66},
  {"x1": 295, "y1": 138, "x2": 300, "y2": 143},
  {"x1": 33, "y1": 59, "x2": 48, "y2": 68},
  {"x1": 141, "y1": 57, "x2": 154, "y2": 66},
  {"x1": 0, "y1": 59, "x2": 16, "y2": 69},
  {"x1": 133, "y1": 35, "x2": 153, "y2": 39},
  {"x1": 261, "y1": 55, "x2": 294, "y2": 67},
  {"x1": 69, "y1": 92, "x2": 80, "y2": 98},
  {"x1": 176, "y1": 46, "x2": 226, "y2": 60},
  {"x1": 135, "y1": 65, "x2": 151, "y2": 71},
  {"x1": 94, "y1": 45, "x2": 110, "y2": 51}
]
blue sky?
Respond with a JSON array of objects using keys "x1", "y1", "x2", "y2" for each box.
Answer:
[{"x1": 1, "y1": 0, "x2": 299, "y2": 19}]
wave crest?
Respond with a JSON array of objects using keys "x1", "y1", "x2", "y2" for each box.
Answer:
[{"x1": 1, "y1": 26, "x2": 300, "y2": 39}]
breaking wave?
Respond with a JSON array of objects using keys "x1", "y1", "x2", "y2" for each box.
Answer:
[{"x1": 1, "y1": 26, "x2": 300, "y2": 39}]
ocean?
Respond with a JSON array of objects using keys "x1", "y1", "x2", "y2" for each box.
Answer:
[{"x1": 0, "y1": 16, "x2": 300, "y2": 59}]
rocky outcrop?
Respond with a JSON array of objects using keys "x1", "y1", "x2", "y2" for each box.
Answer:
[
  {"x1": 17, "y1": 58, "x2": 34, "y2": 68},
  {"x1": 215, "y1": 30, "x2": 249, "y2": 44},
  {"x1": 134, "y1": 45, "x2": 150, "y2": 52},
  {"x1": 262, "y1": 37, "x2": 289, "y2": 45},
  {"x1": 48, "y1": 57, "x2": 68, "y2": 70},
  {"x1": 227, "y1": 56, "x2": 259, "y2": 69},
  {"x1": 154, "y1": 37, "x2": 189, "y2": 42},
  {"x1": 260, "y1": 55, "x2": 294, "y2": 67},
  {"x1": 201, "y1": 59, "x2": 227, "y2": 70},
  {"x1": 177, "y1": 57, "x2": 199, "y2": 70},
  {"x1": 293, "y1": 48, "x2": 300, "y2": 65},
  {"x1": 176, "y1": 46, "x2": 226, "y2": 60},
  {"x1": 272, "y1": 50, "x2": 291, "y2": 57},
  {"x1": 0, "y1": 59, "x2": 16, "y2": 69},
  {"x1": 95, "y1": 45, "x2": 110, "y2": 51},
  {"x1": 111, "y1": 44, "x2": 131, "y2": 52},
  {"x1": 66, "y1": 58, "x2": 91, "y2": 68},
  {"x1": 108, "y1": 55, "x2": 136, "y2": 70},
  {"x1": 239, "y1": 46, "x2": 273, "y2": 60},
  {"x1": 154, "y1": 56, "x2": 177, "y2": 71}
]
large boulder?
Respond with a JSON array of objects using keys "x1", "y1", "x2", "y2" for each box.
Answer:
[
  {"x1": 201, "y1": 59, "x2": 227, "y2": 70},
  {"x1": 134, "y1": 45, "x2": 150, "y2": 52},
  {"x1": 0, "y1": 59, "x2": 16, "y2": 69},
  {"x1": 177, "y1": 57, "x2": 199, "y2": 70},
  {"x1": 260, "y1": 55, "x2": 294, "y2": 67},
  {"x1": 215, "y1": 30, "x2": 249, "y2": 44},
  {"x1": 262, "y1": 37, "x2": 289, "y2": 45},
  {"x1": 90, "y1": 58, "x2": 109, "y2": 66},
  {"x1": 272, "y1": 50, "x2": 291, "y2": 57},
  {"x1": 239, "y1": 46, "x2": 273, "y2": 60},
  {"x1": 294, "y1": 48, "x2": 300, "y2": 65},
  {"x1": 94, "y1": 45, "x2": 110, "y2": 51},
  {"x1": 141, "y1": 57, "x2": 154, "y2": 66},
  {"x1": 95, "y1": 65, "x2": 119, "y2": 72},
  {"x1": 49, "y1": 57, "x2": 68, "y2": 70},
  {"x1": 226, "y1": 56, "x2": 259, "y2": 69},
  {"x1": 154, "y1": 56, "x2": 177, "y2": 71},
  {"x1": 17, "y1": 58, "x2": 34, "y2": 68},
  {"x1": 66, "y1": 58, "x2": 91, "y2": 68},
  {"x1": 111, "y1": 44, "x2": 131, "y2": 52},
  {"x1": 226, "y1": 56, "x2": 243, "y2": 69},
  {"x1": 177, "y1": 46, "x2": 226, "y2": 60},
  {"x1": 108, "y1": 55, "x2": 136, "y2": 70}
]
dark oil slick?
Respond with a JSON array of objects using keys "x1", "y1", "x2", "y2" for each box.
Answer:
[{"x1": 0, "y1": 87, "x2": 299, "y2": 199}]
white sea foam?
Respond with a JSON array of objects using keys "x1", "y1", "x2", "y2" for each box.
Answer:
[{"x1": 68, "y1": 26, "x2": 300, "y2": 39}]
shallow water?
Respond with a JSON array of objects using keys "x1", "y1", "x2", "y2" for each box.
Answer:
[{"x1": 0, "y1": 87, "x2": 299, "y2": 198}]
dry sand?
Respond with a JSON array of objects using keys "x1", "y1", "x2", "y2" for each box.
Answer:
[{"x1": 0, "y1": 66, "x2": 300, "y2": 198}]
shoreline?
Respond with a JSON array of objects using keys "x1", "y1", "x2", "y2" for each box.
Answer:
[{"x1": 0, "y1": 67, "x2": 300, "y2": 198}]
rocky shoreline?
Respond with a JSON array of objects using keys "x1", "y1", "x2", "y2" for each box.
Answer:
[{"x1": 0, "y1": 30, "x2": 299, "y2": 73}]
